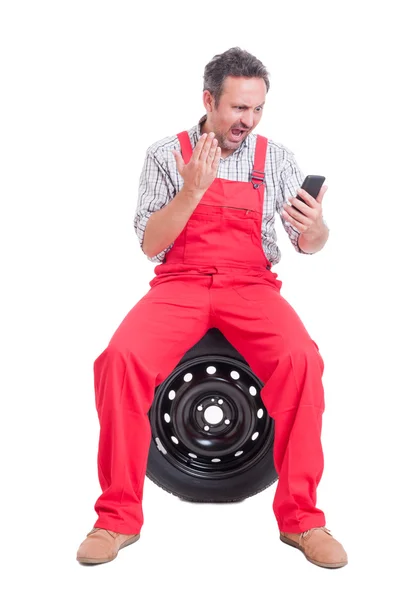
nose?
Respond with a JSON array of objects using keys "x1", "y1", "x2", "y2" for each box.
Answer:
[{"x1": 241, "y1": 112, "x2": 254, "y2": 129}]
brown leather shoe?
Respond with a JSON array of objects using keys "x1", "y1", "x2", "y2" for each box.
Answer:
[
  {"x1": 280, "y1": 527, "x2": 348, "y2": 569},
  {"x1": 76, "y1": 527, "x2": 140, "y2": 565}
]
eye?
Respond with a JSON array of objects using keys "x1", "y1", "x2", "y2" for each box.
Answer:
[{"x1": 255, "y1": 107, "x2": 263, "y2": 112}]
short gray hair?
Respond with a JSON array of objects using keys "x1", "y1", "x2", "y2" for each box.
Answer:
[{"x1": 203, "y1": 47, "x2": 270, "y2": 107}]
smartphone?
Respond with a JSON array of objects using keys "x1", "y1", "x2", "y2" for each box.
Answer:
[{"x1": 295, "y1": 175, "x2": 326, "y2": 213}]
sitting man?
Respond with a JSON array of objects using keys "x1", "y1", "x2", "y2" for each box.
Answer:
[{"x1": 77, "y1": 46, "x2": 347, "y2": 569}]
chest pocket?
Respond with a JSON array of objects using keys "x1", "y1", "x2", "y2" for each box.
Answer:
[{"x1": 183, "y1": 209, "x2": 256, "y2": 265}]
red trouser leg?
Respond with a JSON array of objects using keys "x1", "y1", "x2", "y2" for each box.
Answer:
[
  {"x1": 210, "y1": 273, "x2": 326, "y2": 533},
  {"x1": 92, "y1": 276, "x2": 211, "y2": 534}
]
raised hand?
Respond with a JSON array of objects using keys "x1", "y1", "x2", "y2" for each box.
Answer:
[{"x1": 172, "y1": 132, "x2": 221, "y2": 196}]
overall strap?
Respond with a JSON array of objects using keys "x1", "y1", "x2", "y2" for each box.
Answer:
[
  {"x1": 176, "y1": 131, "x2": 193, "y2": 164},
  {"x1": 251, "y1": 135, "x2": 268, "y2": 188}
]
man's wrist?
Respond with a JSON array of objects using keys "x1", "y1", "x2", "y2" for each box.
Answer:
[
  {"x1": 298, "y1": 221, "x2": 329, "y2": 253},
  {"x1": 182, "y1": 185, "x2": 205, "y2": 205}
]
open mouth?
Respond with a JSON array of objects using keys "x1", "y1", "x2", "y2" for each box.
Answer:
[{"x1": 230, "y1": 128, "x2": 247, "y2": 141}]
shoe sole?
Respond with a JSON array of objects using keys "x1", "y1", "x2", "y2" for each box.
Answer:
[
  {"x1": 77, "y1": 533, "x2": 140, "y2": 565},
  {"x1": 280, "y1": 534, "x2": 347, "y2": 569}
]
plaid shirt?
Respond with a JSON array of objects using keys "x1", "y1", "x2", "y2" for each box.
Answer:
[{"x1": 134, "y1": 115, "x2": 314, "y2": 265}]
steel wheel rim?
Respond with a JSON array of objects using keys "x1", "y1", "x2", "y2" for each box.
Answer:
[{"x1": 149, "y1": 355, "x2": 274, "y2": 480}]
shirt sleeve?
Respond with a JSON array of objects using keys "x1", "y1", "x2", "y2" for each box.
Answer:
[
  {"x1": 134, "y1": 148, "x2": 176, "y2": 263},
  {"x1": 276, "y1": 150, "x2": 314, "y2": 255}
]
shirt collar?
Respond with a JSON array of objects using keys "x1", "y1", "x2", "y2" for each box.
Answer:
[{"x1": 194, "y1": 114, "x2": 248, "y2": 158}]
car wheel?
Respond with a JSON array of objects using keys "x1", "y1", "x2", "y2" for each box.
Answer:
[{"x1": 146, "y1": 328, "x2": 277, "y2": 502}]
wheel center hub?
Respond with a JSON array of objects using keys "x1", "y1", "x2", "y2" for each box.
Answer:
[{"x1": 204, "y1": 404, "x2": 224, "y2": 425}]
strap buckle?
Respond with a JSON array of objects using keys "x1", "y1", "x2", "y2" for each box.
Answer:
[{"x1": 251, "y1": 169, "x2": 266, "y2": 189}]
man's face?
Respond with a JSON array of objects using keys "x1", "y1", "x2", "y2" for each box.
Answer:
[{"x1": 203, "y1": 76, "x2": 266, "y2": 156}]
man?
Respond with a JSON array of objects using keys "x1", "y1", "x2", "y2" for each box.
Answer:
[{"x1": 77, "y1": 47, "x2": 347, "y2": 569}]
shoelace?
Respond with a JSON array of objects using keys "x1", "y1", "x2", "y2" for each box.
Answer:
[
  {"x1": 86, "y1": 527, "x2": 117, "y2": 538},
  {"x1": 300, "y1": 526, "x2": 332, "y2": 542}
]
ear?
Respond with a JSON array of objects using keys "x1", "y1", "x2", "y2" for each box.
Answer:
[{"x1": 203, "y1": 90, "x2": 214, "y2": 113}]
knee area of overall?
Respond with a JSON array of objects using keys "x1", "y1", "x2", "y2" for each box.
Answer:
[
  {"x1": 288, "y1": 341, "x2": 324, "y2": 372},
  {"x1": 93, "y1": 344, "x2": 131, "y2": 370}
]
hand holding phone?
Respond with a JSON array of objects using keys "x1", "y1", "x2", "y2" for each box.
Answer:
[{"x1": 295, "y1": 175, "x2": 326, "y2": 213}]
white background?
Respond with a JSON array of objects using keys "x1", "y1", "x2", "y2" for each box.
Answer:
[{"x1": 1, "y1": 0, "x2": 397, "y2": 598}]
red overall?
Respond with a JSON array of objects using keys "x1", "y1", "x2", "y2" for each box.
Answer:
[{"x1": 92, "y1": 132, "x2": 326, "y2": 535}]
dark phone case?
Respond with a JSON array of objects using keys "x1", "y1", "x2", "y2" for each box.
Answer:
[
  {"x1": 297, "y1": 175, "x2": 325, "y2": 204},
  {"x1": 294, "y1": 175, "x2": 325, "y2": 215}
]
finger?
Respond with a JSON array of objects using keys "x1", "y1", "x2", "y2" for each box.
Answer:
[
  {"x1": 206, "y1": 137, "x2": 219, "y2": 164},
  {"x1": 296, "y1": 188, "x2": 317, "y2": 207},
  {"x1": 282, "y1": 210, "x2": 306, "y2": 233},
  {"x1": 290, "y1": 196, "x2": 312, "y2": 216},
  {"x1": 192, "y1": 133, "x2": 208, "y2": 160},
  {"x1": 283, "y1": 203, "x2": 311, "y2": 226},
  {"x1": 212, "y1": 146, "x2": 222, "y2": 170},
  {"x1": 317, "y1": 185, "x2": 328, "y2": 203},
  {"x1": 198, "y1": 131, "x2": 215, "y2": 161},
  {"x1": 289, "y1": 218, "x2": 306, "y2": 233},
  {"x1": 172, "y1": 150, "x2": 184, "y2": 174}
]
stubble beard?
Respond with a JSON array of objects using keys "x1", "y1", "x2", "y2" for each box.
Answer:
[{"x1": 216, "y1": 129, "x2": 246, "y2": 151}]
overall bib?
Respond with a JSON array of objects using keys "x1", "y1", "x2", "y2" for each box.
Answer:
[{"x1": 92, "y1": 132, "x2": 326, "y2": 535}]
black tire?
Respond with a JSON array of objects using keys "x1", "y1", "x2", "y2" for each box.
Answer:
[{"x1": 146, "y1": 328, "x2": 277, "y2": 502}]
